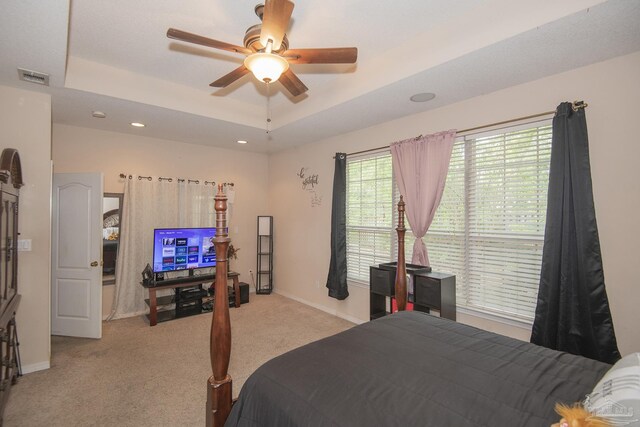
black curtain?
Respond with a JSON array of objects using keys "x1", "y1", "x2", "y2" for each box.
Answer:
[
  {"x1": 531, "y1": 102, "x2": 620, "y2": 364},
  {"x1": 326, "y1": 153, "x2": 348, "y2": 300}
]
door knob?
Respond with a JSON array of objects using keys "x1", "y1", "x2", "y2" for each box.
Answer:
[{"x1": 90, "y1": 261, "x2": 99, "y2": 267}]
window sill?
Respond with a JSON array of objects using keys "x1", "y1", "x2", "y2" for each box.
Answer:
[
  {"x1": 346, "y1": 278, "x2": 533, "y2": 331},
  {"x1": 457, "y1": 306, "x2": 533, "y2": 330},
  {"x1": 347, "y1": 279, "x2": 369, "y2": 290}
]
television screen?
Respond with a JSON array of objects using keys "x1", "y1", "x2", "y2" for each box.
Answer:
[{"x1": 152, "y1": 227, "x2": 217, "y2": 272}]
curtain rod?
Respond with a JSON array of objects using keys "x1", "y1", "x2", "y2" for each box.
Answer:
[
  {"x1": 118, "y1": 173, "x2": 234, "y2": 187},
  {"x1": 338, "y1": 101, "x2": 588, "y2": 158}
]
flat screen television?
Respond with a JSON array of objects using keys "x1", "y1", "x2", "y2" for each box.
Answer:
[{"x1": 152, "y1": 227, "x2": 217, "y2": 273}]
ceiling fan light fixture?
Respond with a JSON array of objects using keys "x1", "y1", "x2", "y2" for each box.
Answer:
[{"x1": 244, "y1": 53, "x2": 289, "y2": 83}]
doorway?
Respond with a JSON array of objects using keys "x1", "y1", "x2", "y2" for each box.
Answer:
[{"x1": 51, "y1": 173, "x2": 103, "y2": 338}]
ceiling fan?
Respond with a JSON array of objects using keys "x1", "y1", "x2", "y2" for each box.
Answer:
[{"x1": 167, "y1": 0, "x2": 358, "y2": 97}]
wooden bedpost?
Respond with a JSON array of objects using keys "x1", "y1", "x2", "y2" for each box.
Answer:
[
  {"x1": 395, "y1": 196, "x2": 408, "y2": 311},
  {"x1": 206, "y1": 184, "x2": 232, "y2": 427}
]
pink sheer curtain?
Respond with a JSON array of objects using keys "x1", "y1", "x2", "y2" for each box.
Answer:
[{"x1": 391, "y1": 130, "x2": 456, "y2": 266}]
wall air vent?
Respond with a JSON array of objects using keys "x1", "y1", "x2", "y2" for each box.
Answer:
[{"x1": 17, "y1": 68, "x2": 50, "y2": 86}]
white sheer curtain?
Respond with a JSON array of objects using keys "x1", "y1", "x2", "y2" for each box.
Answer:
[
  {"x1": 179, "y1": 181, "x2": 216, "y2": 227},
  {"x1": 107, "y1": 177, "x2": 216, "y2": 320}
]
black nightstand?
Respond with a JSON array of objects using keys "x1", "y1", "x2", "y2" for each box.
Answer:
[
  {"x1": 369, "y1": 266, "x2": 395, "y2": 319},
  {"x1": 369, "y1": 263, "x2": 432, "y2": 320},
  {"x1": 413, "y1": 272, "x2": 456, "y2": 321}
]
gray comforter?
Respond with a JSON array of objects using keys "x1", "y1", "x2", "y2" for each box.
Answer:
[{"x1": 226, "y1": 311, "x2": 610, "y2": 426}]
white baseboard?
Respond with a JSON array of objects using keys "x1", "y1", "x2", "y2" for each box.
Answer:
[
  {"x1": 22, "y1": 360, "x2": 50, "y2": 374},
  {"x1": 273, "y1": 289, "x2": 365, "y2": 325}
]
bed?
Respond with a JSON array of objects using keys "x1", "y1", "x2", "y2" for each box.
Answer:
[{"x1": 205, "y1": 186, "x2": 610, "y2": 426}]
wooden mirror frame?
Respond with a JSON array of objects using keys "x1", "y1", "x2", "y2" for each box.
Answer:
[{"x1": 102, "y1": 192, "x2": 123, "y2": 285}]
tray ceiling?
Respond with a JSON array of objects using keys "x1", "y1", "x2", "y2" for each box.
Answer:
[{"x1": 1, "y1": 0, "x2": 639, "y2": 152}]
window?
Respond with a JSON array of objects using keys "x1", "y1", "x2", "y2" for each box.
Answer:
[
  {"x1": 427, "y1": 122, "x2": 552, "y2": 321},
  {"x1": 346, "y1": 152, "x2": 395, "y2": 282},
  {"x1": 346, "y1": 120, "x2": 552, "y2": 321}
]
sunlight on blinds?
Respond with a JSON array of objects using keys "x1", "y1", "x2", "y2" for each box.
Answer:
[
  {"x1": 427, "y1": 122, "x2": 551, "y2": 320},
  {"x1": 346, "y1": 152, "x2": 394, "y2": 282},
  {"x1": 346, "y1": 121, "x2": 551, "y2": 322}
]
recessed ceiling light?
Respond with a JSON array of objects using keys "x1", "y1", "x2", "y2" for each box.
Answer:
[
  {"x1": 130, "y1": 122, "x2": 145, "y2": 127},
  {"x1": 92, "y1": 111, "x2": 106, "y2": 119},
  {"x1": 237, "y1": 140, "x2": 248, "y2": 144},
  {"x1": 410, "y1": 93, "x2": 436, "y2": 102}
]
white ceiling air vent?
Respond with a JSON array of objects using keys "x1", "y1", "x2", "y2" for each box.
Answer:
[{"x1": 17, "y1": 68, "x2": 50, "y2": 86}]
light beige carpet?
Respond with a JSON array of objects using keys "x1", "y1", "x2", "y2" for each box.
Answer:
[{"x1": 4, "y1": 293, "x2": 354, "y2": 427}]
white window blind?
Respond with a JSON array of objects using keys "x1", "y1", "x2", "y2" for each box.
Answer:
[
  {"x1": 426, "y1": 121, "x2": 552, "y2": 321},
  {"x1": 346, "y1": 152, "x2": 395, "y2": 282},
  {"x1": 346, "y1": 121, "x2": 551, "y2": 322}
]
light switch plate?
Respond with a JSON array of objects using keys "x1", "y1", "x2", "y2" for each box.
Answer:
[{"x1": 17, "y1": 239, "x2": 32, "y2": 251}]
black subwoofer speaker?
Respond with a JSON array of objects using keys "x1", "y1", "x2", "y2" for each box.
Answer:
[{"x1": 239, "y1": 282, "x2": 250, "y2": 304}]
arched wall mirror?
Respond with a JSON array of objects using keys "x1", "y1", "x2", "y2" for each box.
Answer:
[{"x1": 103, "y1": 193, "x2": 123, "y2": 285}]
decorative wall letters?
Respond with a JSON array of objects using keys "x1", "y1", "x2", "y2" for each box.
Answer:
[{"x1": 296, "y1": 167, "x2": 322, "y2": 207}]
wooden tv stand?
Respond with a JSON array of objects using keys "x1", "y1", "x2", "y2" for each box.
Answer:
[{"x1": 141, "y1": 272, "x2": 240, "y2": 326}]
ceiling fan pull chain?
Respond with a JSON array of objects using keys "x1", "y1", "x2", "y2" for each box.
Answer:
[{"x1": 266, "y1": 81, "x2": 272, "y2": 134}]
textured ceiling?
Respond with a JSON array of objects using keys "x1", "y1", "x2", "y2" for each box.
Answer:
[{"x1": 1, "y1": 0, "x2": 639, "y2": 153}]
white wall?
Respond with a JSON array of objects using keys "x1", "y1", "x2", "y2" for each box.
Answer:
[
  {"x1": 52, "y1": 125, "x2": 269, "y2": 316},
  {"x1": 0, "y1": 85, "x2": 52, "y2": 372},
  {"x1": 267, "y1": 51, "x2": 640, "y2": 354}
]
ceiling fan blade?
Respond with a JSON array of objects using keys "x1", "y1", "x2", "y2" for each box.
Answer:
[
  {"x1": 279, "y1": 69, "x2": 308, "y2": 97},
  {"x1": 282, "y1": 47, "x2": 358, "y2": 64},
  {"x1": 167, "y1": 28, "x2": 252, "y2": 55},
  {"x1": 260, "y1": 0, "x2": 294, "y2": 51},
  {"x1": 210, "y1": 65, "x2": 251, "y2": 87}
]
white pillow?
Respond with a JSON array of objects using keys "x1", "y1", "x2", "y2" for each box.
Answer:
[{"x1": 584, "y1": 352, "x2": 640, "y2": 425}]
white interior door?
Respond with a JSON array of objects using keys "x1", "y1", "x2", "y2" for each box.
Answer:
[{"x1": 52, "y1": 173, "x2": 103, "y2": 338}]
